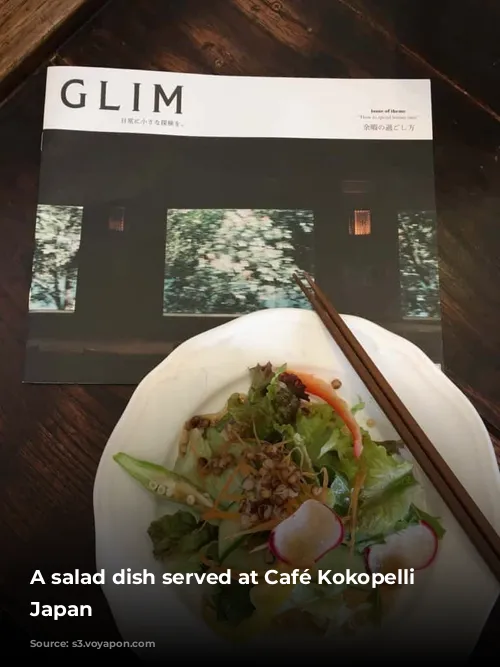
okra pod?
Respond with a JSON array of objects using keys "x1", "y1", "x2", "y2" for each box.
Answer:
[{"x1": 114, "y1": 452, "x2": 214, "y2": 512}]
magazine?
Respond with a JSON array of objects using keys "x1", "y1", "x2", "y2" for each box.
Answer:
[{"x1": 25, "y1": 66, "x2": 441, "y2": 383}]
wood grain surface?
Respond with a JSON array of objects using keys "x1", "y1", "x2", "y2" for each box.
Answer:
[
  {"x1": 0, "y1": 0, "x2": 85, "y2": 72},
  {"x1": 0, "y1": 0, "x2": 109, "y2": 104},
  {"x1": 0, "y1": 0, "x2": 499, "y2": 659}
]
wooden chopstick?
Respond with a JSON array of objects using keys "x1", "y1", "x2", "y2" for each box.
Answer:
[{"x1": 293, "y1": 272, "x2": 500, "y2": 582}]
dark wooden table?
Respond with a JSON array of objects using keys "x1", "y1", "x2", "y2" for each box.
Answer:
[{"x1": 1, "y1": 0, "x2": 499, "y2": 660}]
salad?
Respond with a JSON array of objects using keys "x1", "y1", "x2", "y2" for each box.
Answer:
[{"x1": 114, "y1": 363, "x2": 445, "y2": 640}]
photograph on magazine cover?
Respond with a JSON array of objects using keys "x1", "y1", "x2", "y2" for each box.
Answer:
[
  {"x1": 25, "y1": 132, "x2": 440, "y2": 383},
  {"x1": 24, "y1": 69, "x2": 441, "y2": 383}
]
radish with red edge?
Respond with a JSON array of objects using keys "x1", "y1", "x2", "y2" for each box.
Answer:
[
  {"x1": 365, "y1": 521, "x2": 438, "y2": 574},
  {"x1": 269, "y1": 499, "x2": 344, "y2": 567}
]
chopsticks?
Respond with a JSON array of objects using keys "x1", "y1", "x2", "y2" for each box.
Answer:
[{"x1": 293, "y1": 271, "x2": 500, "y2": 583}]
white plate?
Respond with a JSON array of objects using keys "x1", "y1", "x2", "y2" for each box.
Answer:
[{"x1": 94, "y1": 308, "x2": 500, "y2": 660}]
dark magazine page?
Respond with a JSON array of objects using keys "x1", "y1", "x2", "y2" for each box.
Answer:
[{"x1": 24, "y1": 67, "x2": 441, "y2": 384}]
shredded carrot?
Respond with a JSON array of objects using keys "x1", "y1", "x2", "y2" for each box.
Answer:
[
  {"x1": 201, "y1": 509, "x2": 241, "y2": 521},
  {"x1": 179, "y1": 429, "x2": 190, "y2": 455},
  {"x1": 217, "y1": 439, "x2": 232, "y2": 457},
  {"x1": 285, "y1": 499, "x2": 300, "y2": 514},
  {"x1": 224, "y1": 493, "x2": 244, "y2": 503},
  {"x1": 189, "y1": 438, "x2": 200, "y2": 458},
  {"x1": 301, "y1": 483, "x2": 312, "y2": 497},
  {"x1": 214, "y1": 462, "x2": 244, "y2": 508},
  {"x1": 232, "y1": 431, "x2": 248, "y2": 447},
  {"x1": 317, "y1": 467, "x2": 329, "y2": 504},
  {"x1": 347, "y1": 465, "x2": 366, "y2": 552},
  {"x1": 200, "y1": 555, "x2": 242, "y2": 580},
  {"x1": 240, "y1": 462, "x2": 255, "y2": 477},
  {"x1": 200, "y1": 554, "x2": 215, "y2": 568},
  {"x1": 201, "y1": 554, "x2": 268, "y2": 578},
  {"x1": 231, "y1": 518, "x2": 281, "y2": 538},
  {"x1": 198, "y1": 464, "x2": 211, "y2": 477}
]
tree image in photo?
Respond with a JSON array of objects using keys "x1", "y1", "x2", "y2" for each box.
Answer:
[
  {"x1": 398, "y1": 211, "x2": 440, "y2": 318},
  {"x1": 29, "y1": 205, "x2": 83, "y2": 311},
  {"x1": 163, "y1": 209, "x2": 314, "y2": 314}
]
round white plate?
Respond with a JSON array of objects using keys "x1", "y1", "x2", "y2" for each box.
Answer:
[{"x1": 94, "y1": 308, "x2": 500, "y2": 660}]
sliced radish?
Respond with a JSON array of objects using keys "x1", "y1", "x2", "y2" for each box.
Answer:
[
  {"x1": 366, "y1": 521, "x2": 438, "y2": 574},
  {"x1": 269, "y1": 499, "x2": 344, "y2": 567}
]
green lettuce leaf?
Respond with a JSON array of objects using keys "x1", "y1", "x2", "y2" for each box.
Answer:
[
  {"x1": 288, "y1": 583, "x2": 326, "y2": 609},
  {"x1": 323, "y1": 488, "x2": 336, "y2": 508},
  {"x1": 295, "y1": 403, "x2": 336, "y2": 455},
  {"x1": 359, "y1": 435, "x2": 413, "y2": 500},
  {"x1": 225, "y1": 391, "x2": 273, "y2": 440},
  {"x1": 354, "y1": 503, "x2": 446, "y2": 550},
  {"x1": 274, "y1": 423, "x2": 315, "y2": 472},
  {"x1": 318, "y1": 426, "x2": 353, "y2": 461},
  {"x1": 266, "y1": 376, "x2": 301, "y2": 426},
  {"x1": 205, "y1": 463, "x2": 246, "y2": 509},
  {"x1": 321, "y1": 431, "x2": 414, "y2": 501},
  {"x1": 248, "y1": 362, "x2": 276, "y2": 398},
  {"x1": 173, "y1": 428, "x2": 212, "y2": 486},
  {"x1": 330, "y1": 472, "x2": 351, "y2": 516},
  {"x1": 222, "y1": 545, "x2": 272, "y2": 572},
  {"x1": 262, "y1": 362, "x2": 287, "y2": 388},
  {"x1": 354, "y1": 534, "x2": 388, "y2": 552},
  {"x1": 287, "y1": 546, "x2": 367, "y2": 607},
  {"x1": 275, "y1": 406, "x2": 423, "y2": 544},
  {"x1": 301, "y1": 595, "x2": 347, "y2": 628},
  {"x1": 351, "y1": 399, "x2": 365, "y2": 414},
  {"x1": 293, "y1": 403, "x2": 343, "y2": 461},
  {"x1": 169, "y1": 541, "x2": 219, "y2": 575},
  {"x1": 356, "y1": 474, "x2": 419, "y2": 539},
  {"x1": 404, "y1": 504, "x2": 446, "y2": 539},
  {"x1": 319, "y1": 432, "x2": 420, "y2": 542},
  {"x1": 285, "y1": 403, "x2": 357, "y2": 483},
  {"x1": 148, "y1": 511, "x2": 216, "y2": 562},
  {"x1": 225, "y1": 363, "x2": 302, "y2": 441},
  {"x1": 204, "y1": 426, "x2": 227, "y2": 453},
  {"x1": 211, "y1": 582, "x2": 256, "y2": 626},
  {"x1": 173, "y1": 428, "x2": 246, "y2": 509},
  {"x1": 375, "y1": 439, "x2": 405, "y2": 455}
]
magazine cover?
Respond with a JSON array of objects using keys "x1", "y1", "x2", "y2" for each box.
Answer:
[{"x1": 25, "y1": 67, "x2": 441, "y2": 383}]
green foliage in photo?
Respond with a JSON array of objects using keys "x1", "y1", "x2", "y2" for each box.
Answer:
[
  {"x1": 163, "y1": 208, "x2": 315, "y2": 314},
  {"x1": 29, "y1": 205, "x2": 83, "y2": 311},
  {"x1": 398, "y1": 211, "x2": 440, "y2": 319}
]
